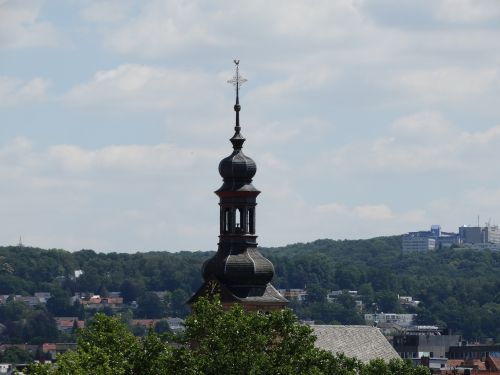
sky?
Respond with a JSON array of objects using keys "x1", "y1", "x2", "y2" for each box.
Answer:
[{"x1": 1, "y1": 0, "x2": 500, "y2": 252}]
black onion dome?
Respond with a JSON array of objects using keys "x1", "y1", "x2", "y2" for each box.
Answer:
[
  {"x1": 202, "y1": 248, "x2": 274, "y2": 287},
  {"x1": 218, "y1": 150, "x2": 256, "y2": 181}
]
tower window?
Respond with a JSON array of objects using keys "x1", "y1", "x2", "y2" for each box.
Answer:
[
  {"x1": 224, "y1": 208, "x2": 230, "y2": 233},
  {"x1": 236, "y1": 208, "x2": 241, "y2": 230}
]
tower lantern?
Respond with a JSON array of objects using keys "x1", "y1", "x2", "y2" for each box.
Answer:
[{"x1": 189, "y1": 61, "x2": 287, "y2": 312}]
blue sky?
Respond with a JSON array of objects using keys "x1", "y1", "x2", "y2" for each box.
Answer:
[{"x1": 1, "y1": 0, "x2": 500, "y2": 252}]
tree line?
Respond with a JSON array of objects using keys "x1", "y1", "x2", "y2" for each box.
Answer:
[{"x1": 0, "y1": 235, "x2": 499, "y2": 342}]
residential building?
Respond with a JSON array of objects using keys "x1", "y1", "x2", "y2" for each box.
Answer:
[
  {"x1": 166, "y1": 317, "x2": 185, "y2": 332},
  {"x1": 101, "y1": 296, "x2": 123, "y2": 305},
  {"x1": 278, "y1": 288, "x2": 307, "y2": 302},
  {"x1": 326, "y1": 290, "x2": 363, "y2": 310},
  {"x1": 54, "y1": 317, "x2": 85, "y2": 333},
  {"x1": 42, "y1": 343, "x2": 77, "y2": 361},
  {"x1": 0, "y1": 293, "x2": 50, "y2": 306},
  {"x1": 130, "y1": 318, "x2": 185, "y2": 332},
  {"x1": 392, "y1": 326, "x2": 461, "y2": 359},
  {"x1": 327, "y1": 290, "x2": 358, "y2": 301},
  {"x1": 398, "y1": 295, "x2": 421, "y2": 308},
  {"x1": 0, "y1": 364, "x2": 13, "y2": 375},
  {"x1": 444, "y1": 356, "x2": 500, "y2": 374},
  {"x1": 77, "y1": 294, "x2": 124, "y2": 310},
  {"x1": 34, "y1": 292, "x2": 51, "y2": 303},
  {"x1": 131, "y1": 319, "x2": 160, "y2": 329},
  {"x1": 365, "y1": 313, "x2": 416, "y2": 327},
  {"x1": 448, "y1": 344, "x2": 500, "y2": 360}
]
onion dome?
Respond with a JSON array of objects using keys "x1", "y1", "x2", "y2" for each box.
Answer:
[
  {"x1": 202, "y1": 248, "x2": 274, "y2": 287},
  {"x1": 218, "y1": 151, "x2": 256, "y2": 181}
]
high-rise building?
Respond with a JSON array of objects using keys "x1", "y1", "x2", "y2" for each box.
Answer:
[
  {"x1": 189, "y1": 62, "x2": 287, "y2": 312},
  {"x1": 459, "y1": 224, "x2": 500, "y2": 244}
]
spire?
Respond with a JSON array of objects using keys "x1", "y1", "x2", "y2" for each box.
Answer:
[
  {"x1": 188, "y1": 62, "x2": 288, "y2": 312},
  {"x1": 227, "y1": 60, "x2": 248, "y2": 150}
]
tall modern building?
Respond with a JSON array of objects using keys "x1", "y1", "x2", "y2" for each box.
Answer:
[
  {"x1": 459, "y1": 224, "x2": 500, "y2": 245},
  {"x1": 189, "y1": 62, "x2": 287, "y2": 312}
]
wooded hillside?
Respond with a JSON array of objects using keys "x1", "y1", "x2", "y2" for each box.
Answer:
[{"x1": 1, "y1": 236, "x2": 499, "y2": 342}]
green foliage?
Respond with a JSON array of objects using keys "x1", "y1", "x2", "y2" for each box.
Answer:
[
  {"x1": 176, "y1": 297, "x2": 336, "y2": 375},
  {"x1": 376, "y1": 290, "x2": 399, "y2": 313},
  {"x1": 154, "y1": 319, "x2": 171, "y2": 335},
  {"x1": 135, "y1": 292, "x2": 165, "y2": 319},
  {"x1": 29, "y1": 313, "x2": 172, "y2": 375},
  {"x1": 0, "y1": 346, "x2": 34, "y2": 363},
  {"x1": 1, "y1": 236, "x2": 500, "y2": 340},
  {"x1": 0, "y1": 300, "x2": 58, "y2": 344},
  {"x1": 361, "y1": 358, "x2": 430, "y2": 375},
  {"x1": 46, "y1": 290, "x2": 75, "y2": 317},
  {"x1": 29, "y1": 298, "x2": 430, "y2": 375}
]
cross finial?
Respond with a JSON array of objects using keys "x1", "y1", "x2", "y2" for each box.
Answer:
[
  {"x1": 227, "y1": 59, "x2": 247, "y2": 104},
  {"x1": 227, "y1": 60, "x2": 246, "y2": 150}
]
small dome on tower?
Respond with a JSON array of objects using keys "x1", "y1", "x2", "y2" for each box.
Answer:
[{"x1": 218, "y1": 150, "x2": 256, "y2": 181}]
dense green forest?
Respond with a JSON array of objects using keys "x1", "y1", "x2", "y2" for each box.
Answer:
[{"x1": 0, "y1": 236, "x2": 499, "y2": 344}]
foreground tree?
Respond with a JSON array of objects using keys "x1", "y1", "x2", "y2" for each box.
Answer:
[{"x1": 29, "y1": 297, "x2": 430, "y2": 375}]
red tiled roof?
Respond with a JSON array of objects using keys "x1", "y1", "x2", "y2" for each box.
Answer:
[
  {"x1": 55, "y1": 318, "x2": 85, "y2": 329},
  {"x1": 487, "y1": 356, "x2": 500, "y2": 371},
  {"x1": 475, "y1": 360, "x2": 487, "y2": 371},
  {"x1": 42, "y1": 343, "x2": 56, "y2": 352},
  {"x1": 105, "y1": 297, "x2": 123, "y2": 304},
  {"x1": 447, "y1": 359, "x2": 463, "y2": 368},
  {"x1": 132, "y1": 319, "x2": 160, "y2": 327}
]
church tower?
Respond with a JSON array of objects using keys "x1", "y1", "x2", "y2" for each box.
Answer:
[{"x1": 189, "y1": 61, "x2": 287, "y2": 312}]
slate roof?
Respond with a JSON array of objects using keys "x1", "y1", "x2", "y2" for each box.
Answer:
[
  {"x1": 312, "y1": 325, "x2": 400, "y2": 363},
  {"x1": 188, "y1": 277, "x2": 287, "y2": 307}
]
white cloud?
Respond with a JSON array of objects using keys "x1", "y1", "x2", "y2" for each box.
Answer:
[
  {"x1": 48, "y1": 143, "x2": 219, "y2": 173},
  {"x1": 315, "y1": 202, "x2": 393, "y2": 220},
  {"x1": 463, "y1": 125, "x2": 500, "y2": 145},
  {"x1": 391, "y1": 111, "x2": 452, "y2": 136},
  {"x1": 64, "y1": 64, "x2": 222, "y2": 111},
  {"x1": 101, "y1": 1, "x2": 221, "y2": 57},
  {"x1": 328, "y1": 112, "x2": 500, "y2": 173},
  {"x1": 354, "y1": 204, "x2": 393, "y2": 220},
  {"x1": 78, "y1": 0, "x2": 367, "y2": 58},
  {"x1": 0, "y1": 76, "x2": 50, "y2": 106},
  {"x1": 435, "y1": 0, "x2": 500, "y2": 23},
  {"x1": 0, "y1": 0, "x2": 60, "y2": 48},
  {"x1": 80, "y1": 0, "x2": 135, "y2": 24},
  {"x1": 392, "y1": 67, "x2": 499, "y2": 104},
  {"x1": 465, "y1": 188, "x2": 500, "y2": 209},
  {"x1": 0, "y1": 137, "x2": 222, "y2": 251}
]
